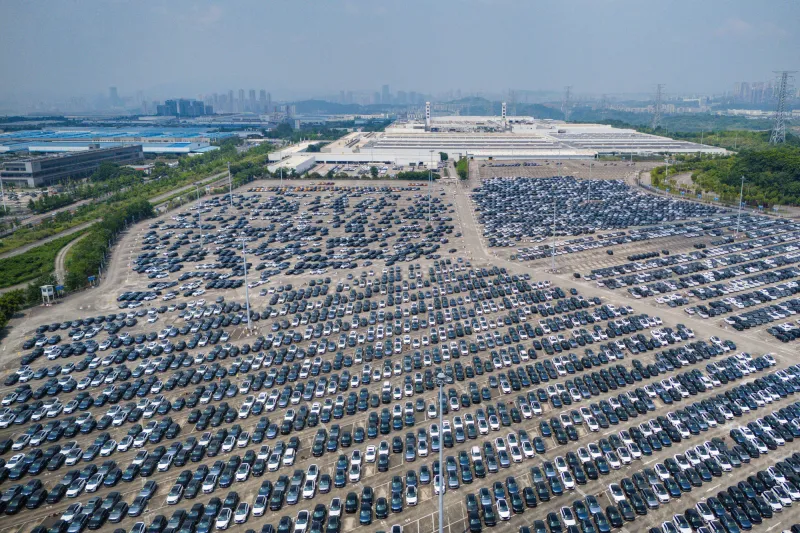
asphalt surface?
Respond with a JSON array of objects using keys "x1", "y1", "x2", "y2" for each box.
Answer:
[{"x1": 0, "y1": 172, "x2": 798, "y2": 533}]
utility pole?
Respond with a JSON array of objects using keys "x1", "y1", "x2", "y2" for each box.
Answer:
[
  {"x1": 770, "y1": 71, "x2": 795, "y2": 145},
  {"x1": 735, "y1": 176, "x2": 745, "y2": 237},
  {"x1": 436, "y1": 372, "x2": 446, "y2": 533}
]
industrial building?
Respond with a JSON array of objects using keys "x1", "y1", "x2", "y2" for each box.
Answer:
[
  {"x1": 304, "y1": 116, "x2": 726, "y2": 166},
  {"x1": 0, "y1": 128, "x2": 236, "y2": 155},
  {"x1": 0, "y1": 144, "x2": 144, "y2": 187}
]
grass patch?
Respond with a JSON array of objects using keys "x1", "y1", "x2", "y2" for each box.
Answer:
[{"x1": 0, "y1": 231, "x2": 85, "y2": 288}]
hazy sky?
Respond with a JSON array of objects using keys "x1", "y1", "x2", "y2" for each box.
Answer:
[{"x1": 1, "y1": 0, "x2": 798, "y2": 101}]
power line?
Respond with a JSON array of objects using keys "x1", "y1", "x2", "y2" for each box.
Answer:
[{"x1": 770, "y1": 71, "x2": 796, "y2": 145}]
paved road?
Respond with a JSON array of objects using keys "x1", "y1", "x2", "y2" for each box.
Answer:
[{"x1": 54, "y1": 231, "x2": 90, "y2": 285}]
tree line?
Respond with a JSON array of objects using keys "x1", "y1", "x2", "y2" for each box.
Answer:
[{"x1": 64, "y1": 199, "x2": 154, "y2": 291}]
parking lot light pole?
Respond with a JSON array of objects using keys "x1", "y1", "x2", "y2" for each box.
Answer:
[
  {"x1": 587, "y1": 161, "x2": 593, "y2": 202},
  {"x1": 0, "y1": 177, "x2": 6, "y2": 218},
  {"x1": 436, "y1": 372, "x2": 445, "y2": 533},
  {"x1": 735, "y1": 176, "x2": 745, "y2": 238},
  {"x1": 241, "y1": 237, "x2": 253, "y2": 333},
  {"x1": 429, "y1": 150, "x2": 434, "y2": 226},
  {"x1": 550, "y1": 195, "x2": 557, "y2": 272},
  {"x1": 228, "y1": 162, "x2": 234, "y2": 208}
]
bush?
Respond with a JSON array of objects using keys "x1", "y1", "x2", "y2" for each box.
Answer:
[
  {"x1": 456, "y1": 157, "x2": 469, "y2": 179},
  {"x1": 0, "y1": 289, "x2": 25, "y2": 330}
]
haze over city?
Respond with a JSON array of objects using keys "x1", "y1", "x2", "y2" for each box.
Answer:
[{"x1": 1, "y1": 0, "x2": 799, "y2": 105}]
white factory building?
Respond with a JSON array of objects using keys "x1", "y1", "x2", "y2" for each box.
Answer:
[{"x1": 266, "y1": 115, "x2": 726, "y2": 170}]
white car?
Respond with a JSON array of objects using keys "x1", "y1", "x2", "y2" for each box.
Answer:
[
  {"x1": 268, "y1": 454, "x2": 281, "y2": 471},
  {"x1": 62, "y1": 503, "x2": 83, "y2": 522},
  {"x1": 329, "y1": 498, "x2": 342, "y2": 517},
  {"x1": 65, "y1": 448, "x2": 82, "y2": 465},
  {"x1": 294, "y1": 510, "x2": 309, "y2": 533},
  {"x1": 302, "y1": 479, "x2": 316, "y2": 499},
  {"x1": 609, "y1": 483, "x2": 626, "y2": 503},
  {"x1": 234, "y1": 503, "x2": 249, "y2": 524},
  {"x1": 283, "y1": 448, "x2": 296, "y2": 466},
  {"x1": 365, "y1": 445, "x2": 376, "y2": 463},
  {"x1": 66, "y1": 478, "x2": 86, "y2": 498},
  {"x1": 215, "y1": 508, "x2": 232, "y2": 530},
  {"x1": 307, "y1": 463, "x2": 320, "y2": 481},
  {"x1": 348, "y1": 464, "x2": 361, "y2": 482},
  {"x1": 99, "y1": 439, "x2": 117, "y2": 457},
  {"x1": 235, "y1": 464, "x2": 250, "y2": 482},
  {"x1": 6, "y1": 454, "x2": 25, "y2": 470},
  {"x1": 253, "y1": 496, "x2": 267, "y2": 517},
  {"x1": 496, "y1": 498, "x2": 511, "y2": 520},
  {"x1": 166, "y1": 484, "x2": 184, "y2": 505},
  {"x1": 86, "y1": 474, "x2": 104, "y2": 493},
  {"x1": 406, "y1": 485, "x2": 418, "y2": 506}
]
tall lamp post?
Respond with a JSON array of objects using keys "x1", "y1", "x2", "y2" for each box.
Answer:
[
  {"x1": 429, "y1": 150, "x2": 434, "y2": 226},
  {"x1": 228, "y1": 162, "x2": 234, "y2": 208},
  {"x1": 240, "y1": 236, "x2": 253, "y2": 333},
  {"x1": 0, "y1": 176, "x2": 6, "y2": 220},
  {"x1": 436, "y1": 372, "x2": 446, "y2": 533},
  {"x1": 735, "y1": 176, "x2": 745, "y2": 238}
]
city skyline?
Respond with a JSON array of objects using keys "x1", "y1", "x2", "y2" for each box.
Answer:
[{"x1": 1, "y1": 0, "x2": 798, "y2": 107}]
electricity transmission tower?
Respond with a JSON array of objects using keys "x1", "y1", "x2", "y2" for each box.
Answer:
[
  {"x1": 770, "y1": 71, "x2": 796, "y2": 145},
  {"x1": 651, "y1": 84, "x2": 664, "y2": 129},
  {"x1": 562, "y1": 86, "x2": 572, "y2": 121}
]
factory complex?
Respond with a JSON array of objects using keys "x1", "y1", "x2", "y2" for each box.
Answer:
[
  {"x1": 267, "y1": 111, "x2": 726, "y2": 173},
  {"x1": 0, "y1": 127, "x2": 236, "y2": 155}
]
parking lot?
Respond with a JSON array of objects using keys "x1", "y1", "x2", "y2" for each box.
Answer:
[{"x1": 0, "y1": 174, "x2": 799, "y2": 533}]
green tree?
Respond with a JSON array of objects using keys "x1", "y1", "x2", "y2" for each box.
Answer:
[
  {"x1": 370, "y1": 166, "x2": 379, "y2": 178},
  {"x1": 439, "y1": 152, "x2": 448, "y2": 162},
  {"x1": 456, "y1": 157, "x2": 469, "y2": 180}
]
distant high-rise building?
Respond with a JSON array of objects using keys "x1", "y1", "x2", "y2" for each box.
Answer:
[
  {"x1": 397, "y1": 91, "x2": 407, "y2": 105},
  {"x1": 156, "y1": 98, "x2": 209, "y2": 117},
  {"x1": 249, "y1": 89, "x2": 256, "y2": 111},
  {"x1": 259, "y1": 90, "x2": 267, "y2": 112},
  {"x1": 228, "y1": 90, "x2": 234, "y2": 112},
  {"x1": 409, "y1": 91, "x2": 417, "y2": 105},
  {"x1": 381, "y1": 85, "x2": 390, "y2": 104},
  {"x1": 267, "y1": 93, "x2": 272, "y2": 113},
  {"x1": 238, "y1": 89, "x2": 245, "y2": 112},
  {"x1": 346, "y1": 91, "x2": 353, "y2": 104},
  {"x1": 109, "y1": 86, "x2": 119, "y2": 105},
  {"x1": 340, "y1": 91, "x2": 345, "y2": 104},
  {"x1": 373, "y1": 92, "x2": 381, "y2": 105}
]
